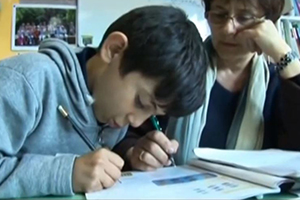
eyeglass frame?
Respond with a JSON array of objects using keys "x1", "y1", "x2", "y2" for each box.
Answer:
[{"x1": 206, "y1": 11, "x2": 265, "y2": 28}]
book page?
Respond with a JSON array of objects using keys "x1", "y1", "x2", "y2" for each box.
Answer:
[
  {"x1": 189, "y1": 159, "x2": 293, "y2": 189},
  {"x1": 194, "y1": 148, "x2": 300, "y2": 178},
  {"x1": 86, "y1": 166, "x2": 279, "y2": 200}
]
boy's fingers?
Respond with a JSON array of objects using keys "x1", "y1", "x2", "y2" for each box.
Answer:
[
  {"x1": 146, "y1": 131, "x2": 173, "y2": 153},
  {"x1": 170, "y1": 139, "x2": 179, "y2": 153},
  {"x1": 97, "y1": 149, "x2": 124, "y2": 170},
  {"x1": 137, "y1": 149, "x2": 163, "y2": 168}
]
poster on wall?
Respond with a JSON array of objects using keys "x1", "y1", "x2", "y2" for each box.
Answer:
[{"x1": 11, "y1": 4, "x2": 77, "y2": 51}]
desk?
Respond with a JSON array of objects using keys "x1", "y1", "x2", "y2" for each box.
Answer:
[
  {"x1": 25, "y1": 194, "x2": 86, "y2": 200},
  {"x1": 256, "y1": 193, "x2": 299, "y2": 200},
  {"x1": 26, "y1": 195, "x2": 84, "y2": 199},
  {"x1": 26, "y1": 193, "x2": 299, "y2": 200}
]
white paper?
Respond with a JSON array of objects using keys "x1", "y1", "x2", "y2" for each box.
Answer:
[
  {"x1": 193, "y1": 148, "x2": 300, "y2": 178},
  {"x1": 86, "y1": 166, "x2": 279, "y2": 200}
]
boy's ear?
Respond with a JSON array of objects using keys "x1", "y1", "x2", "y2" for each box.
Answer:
[{"x1": 100, "y1": 31, "x2": 128, "y2": 64}]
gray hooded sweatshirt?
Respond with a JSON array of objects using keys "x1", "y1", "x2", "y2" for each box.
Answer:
[{"x1": 0, "y1": 39, "x2": 127, "y2": 198}]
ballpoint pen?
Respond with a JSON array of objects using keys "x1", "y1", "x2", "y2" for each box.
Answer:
[{"x1": 150, "y1": 115, "x2": 176, "y2": 167}]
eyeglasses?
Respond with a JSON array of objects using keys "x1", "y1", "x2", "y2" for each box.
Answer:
[{"x1": 208, "y1": 11, "x2": 263, "y2": 27}]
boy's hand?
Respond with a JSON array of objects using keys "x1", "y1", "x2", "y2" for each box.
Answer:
[
  {"x1": 72, "y1": 148, "x2": 124, "y2": 193},
  {"x1": 127, "y1": 131, "x2": 178, "y2": 171}
]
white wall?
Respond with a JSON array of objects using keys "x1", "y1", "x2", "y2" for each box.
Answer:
[{"x1": 77, "y1": 0, "x2": 210, "y2": 47}]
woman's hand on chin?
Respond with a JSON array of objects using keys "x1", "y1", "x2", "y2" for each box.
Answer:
[{"x1": 235, "y1": 19, "x2": 291, "y2": 62}]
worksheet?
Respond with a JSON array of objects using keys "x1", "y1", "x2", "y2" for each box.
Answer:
[{"x1": 85, "y1": 166, "x2": 279, "y2": 200}]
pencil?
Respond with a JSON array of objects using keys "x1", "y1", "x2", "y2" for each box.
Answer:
[
  {"x1": 150, "y1": 116, "x2": 176, "y2": 167},
  {"x1": 58, "y1": 105, "x2": 96, "y2": 151},
  {"x1": 58, "y1": 105, "x2": 122, "y2": 184}
]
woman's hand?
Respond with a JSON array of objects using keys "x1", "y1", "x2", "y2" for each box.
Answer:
[
  {"x1": 236, "y1": 19, "x2": 300, "y2": 79},
  {"x1": 236, "y1": 19, "x2": 291, "y2": 63}
]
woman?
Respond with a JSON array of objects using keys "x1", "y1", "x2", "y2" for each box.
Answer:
[{"x1": 114, "y1": 0, "x2": 300, "y2": 170}]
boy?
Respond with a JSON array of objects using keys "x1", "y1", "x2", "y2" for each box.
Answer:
[{"x1": 0, "y1": 6, "x2": 208, "y2": 198}]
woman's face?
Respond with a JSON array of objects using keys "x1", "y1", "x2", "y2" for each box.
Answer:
[{"x1": 207, "y1": 0, "x2": 264, "y2": 58}]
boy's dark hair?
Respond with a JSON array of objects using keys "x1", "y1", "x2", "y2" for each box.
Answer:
[
  {"x1": 99, "y1": 6, "x2": 208, "y2": 117},
  {"x1": 202, "y1": 0, "x2": 284, "y2": 23}
]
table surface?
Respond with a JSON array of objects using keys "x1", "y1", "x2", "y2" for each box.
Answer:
[{"x1": 22, "y1": 192, "x2": 299, "y2": 200}]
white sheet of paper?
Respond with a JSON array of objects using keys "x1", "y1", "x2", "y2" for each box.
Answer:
[
  {"x1": 193, "y1": 148, "x2": 300, "y2": 178},
  {"x1": 85, "y1": 166, "x2": 279, "y2": 200}
]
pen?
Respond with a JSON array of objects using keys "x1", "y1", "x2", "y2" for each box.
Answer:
[
  {"x1": 150, "y1": 116, "x2": 176, "y2": 167},
  {"x1": 58, "y1": 105, "x2": 122, "y2": 183}
]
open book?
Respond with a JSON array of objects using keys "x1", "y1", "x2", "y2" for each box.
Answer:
[
  {"x1": 190, "y1": 148, "x2": 300, "y2": 196},
  {"x1": 193, "y1": 148, "x2": 300, "y2": 178},
  {"x1": 86, "y1": 148, "x2": 300, "y2": 200}
]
